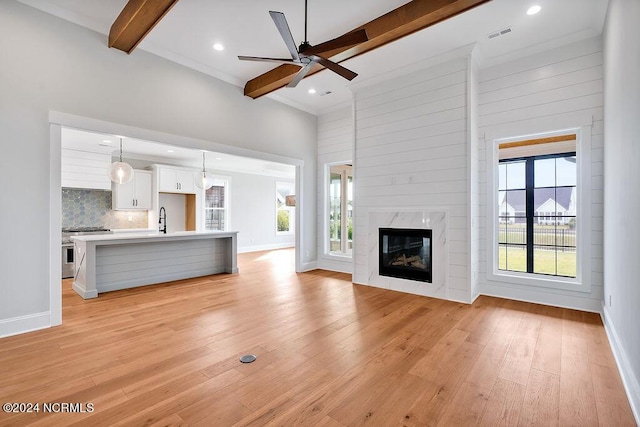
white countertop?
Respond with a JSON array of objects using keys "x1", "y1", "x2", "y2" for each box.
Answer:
[
  {"x1": 71, "y1": 230, "x2": 238, "y2": 243},
  {"x1": 111, "y1": 228, "x2": 156, "y2": 233}
]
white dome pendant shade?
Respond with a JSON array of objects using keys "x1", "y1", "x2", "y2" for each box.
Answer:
[
  {"x1": 195, "y1": 151, "x2": 214, "y2": 190},
  {"x1": 108, "y1": 138, "x2": 134, "y2": 184}
]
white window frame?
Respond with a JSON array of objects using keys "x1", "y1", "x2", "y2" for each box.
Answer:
[
  {"x1": 204, "y1": 176, "x2": 230, "y2": 232},
  {"x1": 486, "y1": 127, "x2": 592, "y2": 293},
  {"x1": 325, "y1": 162, "x2": 353, "y2": 258},
  {"x1": 275, "y1": 181, "x2": 295, "y2": 236}
]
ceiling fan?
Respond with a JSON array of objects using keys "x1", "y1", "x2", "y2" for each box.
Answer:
[{"x1": 238, "y1": 0, "x2": 368, "y2": 88}]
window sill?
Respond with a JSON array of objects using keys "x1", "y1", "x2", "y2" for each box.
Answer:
[
  {"x1": 487, "y1": 269, "x2": 590, "y2": 293},
  {"x1": 324, "y1": 252, "x2": 352, "y2": 260}
]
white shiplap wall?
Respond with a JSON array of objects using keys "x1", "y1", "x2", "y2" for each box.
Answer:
[
  {"x1": 352, "y1": 58, "x2": 471, "y2": 303},
  {"x1": 477, "y1": 37, "x2": 604, "y2": 312},
  {"x1": 62, "y1": 149, "x2": 112, "y2": 190},
  {"x1": 317, "y1": 106, "x2": 354, "y2": 273}
]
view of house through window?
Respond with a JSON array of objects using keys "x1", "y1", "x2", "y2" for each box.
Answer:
[
  {"x1": 498, "y1": 143, "x2": 577, "y2": 278},
  {"x1": 276, "y1": 182, "x2": 294, "y2": 234},
  {"x1": 205, "y1": 178, "x2": 229, "y2": 231},
  {"x1": 329, "y1": 164, "x2": 353, "y2": 256}
]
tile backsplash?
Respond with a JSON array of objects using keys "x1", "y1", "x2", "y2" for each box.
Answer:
[{"x1": 62, "y1": 188, "x2": 148, "y2": 229}]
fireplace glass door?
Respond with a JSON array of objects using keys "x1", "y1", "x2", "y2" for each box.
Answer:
[{"x1": 379, "y1": 228, "x2": 432, "y2": 282}]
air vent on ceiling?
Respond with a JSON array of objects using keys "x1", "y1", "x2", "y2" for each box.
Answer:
[
  {"x1": 487, "y1": 27, "x2": 512, "y2": 40},
  {"x1": 319, "y1": 90, "x2": 332, "y2": 97}
]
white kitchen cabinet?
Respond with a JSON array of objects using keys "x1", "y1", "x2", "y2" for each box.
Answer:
[
  {"x1": 158, "y1": 167, "x2": 196, "y2": 194},
  {"x1": 112, "y1": 170, "x2": 152, "y2": 210}
]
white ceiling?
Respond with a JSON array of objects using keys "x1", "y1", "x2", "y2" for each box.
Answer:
[
  {"x1": 19, "y1": 0, "x2": 607, "y2": 115},
  {"x1": 62, "y1": 127, "x2": 296, "y2": 179}
]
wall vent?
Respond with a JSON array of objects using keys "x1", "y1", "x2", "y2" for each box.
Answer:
[{"x1": 487, "y1": 26, "x2": 512, "y2": 40}]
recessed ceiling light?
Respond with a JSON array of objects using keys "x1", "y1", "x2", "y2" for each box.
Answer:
[
  {"x1": 213, "y1": 43, "x2": 224, "y2": 51},
  {"x1": 167, "y1": 149, "x2": 174, "y2": 153},
  {"x1": 215, "y1": 157, "x2": 222, "y2": 160},
  {"x1": 527, "y1": 5, "x2": 541, "y2": 15},
  {"x1": 308, "y1": 88, "x2": 317, "y2": 94},
  {"x1": 102, "y1": 140, "x2": 112, "y2": 144}
]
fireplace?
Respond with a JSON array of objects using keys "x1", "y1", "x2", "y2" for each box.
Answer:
[{"x1": 379, "y1": 228, "x2": 432, "y2": 283}]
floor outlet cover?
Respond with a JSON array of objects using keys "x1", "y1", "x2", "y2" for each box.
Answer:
[{"x1": 240, "y1": 354, "x2": 257, "y2": 363}]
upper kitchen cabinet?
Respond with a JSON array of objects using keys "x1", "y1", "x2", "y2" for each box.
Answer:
[
  {"x1": 62, "y1": 149, "x2": 111, "y2": 190},
  {"x1": 157, "y1": 166, "x2": 196, "y2": 194},
  {"x1": 113, "y1": 170, "x2": 152, "y2": 210}
]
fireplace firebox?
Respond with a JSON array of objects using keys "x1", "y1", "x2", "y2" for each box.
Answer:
[{"x1": 379, "y1": 228, "x2": 432, "y2": 283}]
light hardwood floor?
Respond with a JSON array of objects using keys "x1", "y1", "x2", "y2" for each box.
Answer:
[{"x1": 0, "y1": 249, "x2": 634, "y2": 426}]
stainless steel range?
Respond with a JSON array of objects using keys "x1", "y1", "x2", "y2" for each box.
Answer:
[{"x1": 62, "y1": 227, "x2": 113, "y2": 279}]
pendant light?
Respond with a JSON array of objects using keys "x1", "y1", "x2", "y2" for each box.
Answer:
[
  {"x1": 108, "y1": 138, "x2": 134, "y2": 184},
  {"x1": 195, "y1": 151, "x2": 214, "y2": 190}
]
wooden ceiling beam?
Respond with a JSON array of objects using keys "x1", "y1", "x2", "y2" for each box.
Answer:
[
  {"x1": 244, "y1": 0, "x2": 492, "y2": 99},
  {"x1": 109, "y1": 0, "x2": 180, "y2": 54}
]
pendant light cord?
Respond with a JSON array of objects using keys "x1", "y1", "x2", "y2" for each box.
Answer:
[
  {"x1": 119, "y1": 138, "x2": 124, "y2": 162},
  {"x1": 202, "y1": 152, "x2": 206, "y2": 177},
  {"x1": 304, "y1": 0, "x2": 308, "y2": 43}
]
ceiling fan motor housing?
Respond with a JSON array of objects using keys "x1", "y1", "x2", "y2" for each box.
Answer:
[{"x1": 299, "y1": 41, "x2": 312, "y2": 54}]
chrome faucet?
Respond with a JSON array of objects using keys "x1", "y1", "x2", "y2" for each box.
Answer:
[{"x1": 159, "y1": 207, "x2": 167, "y2": 234}]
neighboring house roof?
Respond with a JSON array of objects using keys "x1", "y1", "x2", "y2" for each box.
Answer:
[
  {"x1": 537, "y1": 198, "x2": 564, "y2": 213},
  {"x1": 501, "y1": 187, "x2": 574, "y2": 212}
]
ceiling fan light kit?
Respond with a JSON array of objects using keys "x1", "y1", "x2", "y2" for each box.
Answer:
[{"x1": 238, "y1": 0, "x2": 368, "y2": 89}]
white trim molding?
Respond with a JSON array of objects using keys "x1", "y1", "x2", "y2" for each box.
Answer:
[
  {"x1": 603, "y1": 305, "x2": 640, "y2": 424},
  {"x1": 317, "y1": 256, "x2": 353, "y2": 274},
  {"x1": 485, "y1": 125, "x2": 592, "y2": 294},
  {"x1": 238, "y1": 242, "x2": 295, "y2": 254},
  {"x1": 0, "y1": 312, "x2": 52, "y2": 339},
  {"x1": 300, "y1": 261, "x2": 318, "y2": 272},
  {"x1": 50, "y1": 123, "x2": 63, "y2": 327}
]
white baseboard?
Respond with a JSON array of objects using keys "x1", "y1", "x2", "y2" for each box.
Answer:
[
  {"x1": 317, "y1": 258, "x2": 353, "y2": 274},
  {"x1": 300, "y1": 261, "x2": 318, "y2": 272},
  {"x1": 470, "y1": 291, "x2": 481, "y2": 304},
  {"x1": 479, "y1": 283, "x2": 602, "y2": 313},
  {"x1": 0, "y1": 311, "x2": 51, "y2": 339},
  {"x1": 238, "y1": 242, "x2": 295, "y2": 254},
  {"x1": 602, "y1": 304, "x2": 640, "y2": 425},
  {"x1": 448, "y1": 288, "x2": 473, "y2": 304}
]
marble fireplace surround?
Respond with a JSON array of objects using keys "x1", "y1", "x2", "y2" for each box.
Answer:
[{"x1": 367, "y1": 209, "x2": 448, "y2": 300}]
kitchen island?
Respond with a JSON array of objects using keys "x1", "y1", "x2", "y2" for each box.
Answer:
[{"x1": 71, "y1": 231, "x2": 238, "y2": 299}]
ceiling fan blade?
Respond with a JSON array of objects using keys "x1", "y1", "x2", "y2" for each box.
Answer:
[
  {"x1": 269, "y1": 11, "x2": 301, "y2": 61},
  {"x1": 287, "y1": 63, "x2": 314, "y2": 88},
  {"x1": 302, "y1": 29, "x2": 368, "y2": 56},
  {"x1": 313, "y1": 55, "x2": 358, "y2": 81},
  {"x1": 238, "y1": 55, "x2": 300, "y2": 65}
]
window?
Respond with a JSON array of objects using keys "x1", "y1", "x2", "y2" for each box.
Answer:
[
  {"x1": 493, "y1": 128, "x2": 585, "y2": 283},
  {"x1": 276, "y1": 182, "x2": 294, "y2": 235},
  {"x1": 489, "y1": 128, "x2": 592, "y2": 292},
  {"x1": 499, "y1": 153, "x2": 577, "y2": 277},
  {"x1": 205, "y1": 178, "x2": 229, "y2": 231},
  {"x1": 328, "y1": 164, "x2": 353, "y2": 256}
]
